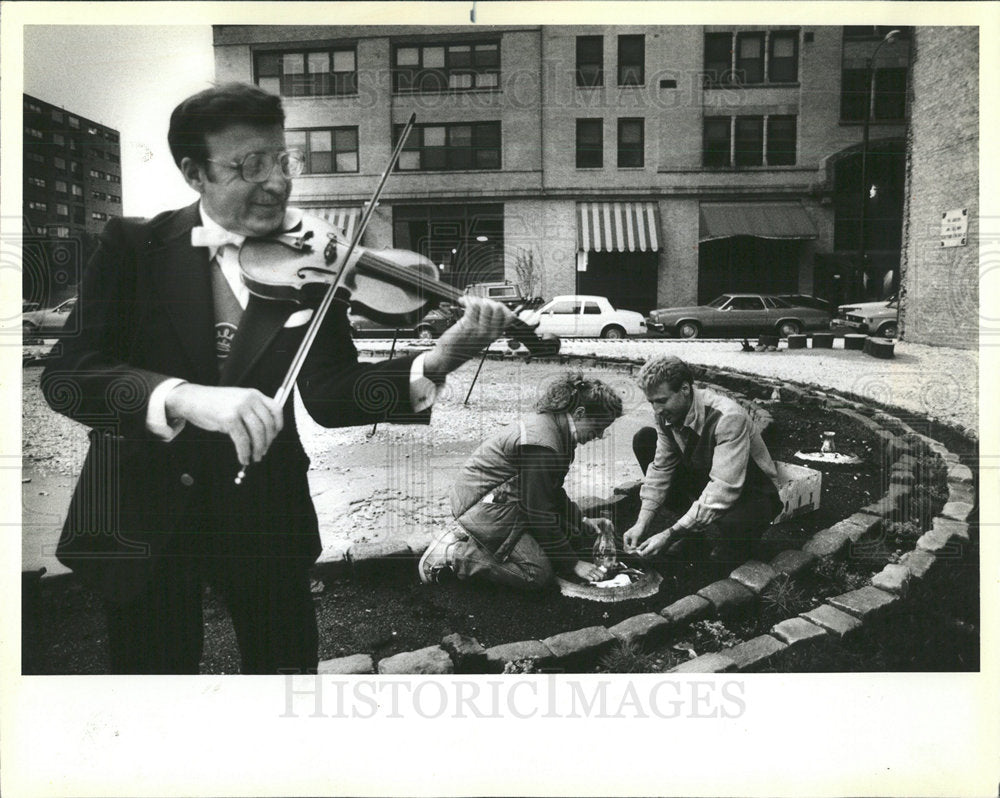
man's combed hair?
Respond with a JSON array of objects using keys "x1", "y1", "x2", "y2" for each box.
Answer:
[
  {"x1": 535, "y1": 372, "x2": 624, "y2": 420},
  {"x1": 167, "y1": 82, "x2": 285, "y2": 169},
  {"x1": 636, "y1": 354, "x2": 693, "y2": 393}
]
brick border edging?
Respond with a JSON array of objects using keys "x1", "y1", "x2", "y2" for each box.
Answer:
[{"x1": 315, "y1": 352, "x2": 978, "y2": 675}]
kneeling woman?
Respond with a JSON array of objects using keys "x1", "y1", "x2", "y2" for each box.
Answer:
[{"x1": 419, "y1": 373, "x2": 624, "y2": 591}]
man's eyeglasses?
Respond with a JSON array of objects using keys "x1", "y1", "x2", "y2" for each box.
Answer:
[{"x1": 206, "y1": 149, "x2": 306, "y2": 183}]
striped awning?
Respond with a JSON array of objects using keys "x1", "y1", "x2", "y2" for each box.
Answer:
[
  {"x1": 314, "y1": 207, "x2": 362, "y2": 241},
  {"x1": 699, "y1": 202, "x2": 818, "y2": 242},
  {"x1": 577, "y1": 201, "x2": 662, "y2": 253}
]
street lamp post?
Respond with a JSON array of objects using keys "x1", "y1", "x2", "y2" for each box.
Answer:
[{"x1": 857, "y1": 28, "x2": 900, "y2": 299}]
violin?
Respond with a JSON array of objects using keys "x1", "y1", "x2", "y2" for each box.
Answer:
[{"x1": 237, "y1": 212, "x2": 561, "y2": 358}]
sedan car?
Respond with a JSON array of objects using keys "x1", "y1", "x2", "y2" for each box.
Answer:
[
  {"x1": 833, "y1": 297, "x2": 899, "y2": 338},
  {"x1": 349, "y1": 302, "x2": 460, "y2": 340},
  {"x1": 23, "y1": 296, "x2": 76, "y2": 340},
  {"x1": 518, "y1": 295, "x2": 648, "y2": 339},
  {"x1": 647, "y1": 293, "x2": 832, "y2": 339}
]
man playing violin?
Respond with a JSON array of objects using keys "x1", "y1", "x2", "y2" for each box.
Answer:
[{"x1": 41, "y1": 82, "x2": 514, "y2": 674}]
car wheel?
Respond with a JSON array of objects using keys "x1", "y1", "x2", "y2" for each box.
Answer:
[
  {"x1": 601, "y1": 325, "x2": 627, "y2": 340},
  {"x1": 22, "y1": 322, "x2": 42, "y2": 345},
  {"x1": 876, "y1": 321, "x2": 899, "y2": 338},
  {"x1": 777, "y1": 320, "x2": 802, "y2": 337},
  {"x1": 416, "y1": 326, "x2": 435, "y2": 341},
  {"x1": 677, "y1": 321, "x2": 700, "y2": 339}
]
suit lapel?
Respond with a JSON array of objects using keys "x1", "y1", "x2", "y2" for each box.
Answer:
[{"x1": 148, "y1": 203, "x2": 217, "y2": 384}]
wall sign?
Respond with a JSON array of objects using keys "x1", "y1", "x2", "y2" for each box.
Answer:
[{"x1": 940, "y1": 208, "x2": 968, "y2": 248}]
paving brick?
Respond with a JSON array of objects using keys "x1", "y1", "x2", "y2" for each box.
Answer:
[
  {"x1": 609, "y1": 613, "x2": 673, "y2": 647},
  {"x1": 770, "y1": 549, "x2": 817, "y2": 576},
  {"x1": 348, "y1": 540, "x2": 414, "y2": 577},
  {"x1": 484, "y1": 640, "x2": 554, "y2": 671},
  {"x1": 668, "y1": 651, "x2": 737, "y2": 673},
  {"x1": 947, "y1": 463, "x2": 974, "y2": 485},
  {"x1": 889, "y1": 470, "x2": 915, "y2": 486},
  {"x1": 770, "y1": 617, "x2": 829, "y2": 647},
  {"x1": 900, "y1": 548, "x2": 937, "y2": 579},
  {"x1": 800, "y1": 605, "x2": 863, "y2": 638},
  {"x1": 802, "y1": 525, "x2": 852, "y2": 557},
  {"x1": 917, "y1": 516, "x2": 970, "y2": 555},
  {"x1": 942, "y1": 501, "x2": 974, "y2": 522},
  {"x1": 378, "y1": 646, "x2": 454, "y2": 675},
  {"x1": 441, "y1": 633, "x2": 487, "y2": 673},
  {"x1": 696, "y1": 579, "x2": 756, "y2": 615},
  {"x1": 660, "y1": 594, "x2": 713, "y2": 625},
  {"x1": 871, "y1": 564, "x2": 912, "y2": 596},
  {"x1": 842, "y1": 513, "x2": 884, "y2": 543},
  {"x1": 318, "y1": 653, "x2": 374, "y2": 675},
  {"x1": 725, "y1": 635, "x2": 788, "y2": 671},
  {"x1": 827, "y1": 586, "x2": 899, "y2": 620},
  {"x1": 543, "y1": 626, "x2": 616, "y2": 666},
  {"x1": 948, "y1": 483, "x2": 976, "y2": 506},
  {"x1": 729, "y1": 560, "x2": 779, "y2": 593}
]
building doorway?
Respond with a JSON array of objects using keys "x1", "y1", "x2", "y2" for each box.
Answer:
[
  {"x1": 697, "y1": 237, "x2": 802, "y2": 304},
  {"x1": 392, "y1": 203, "x2": 504, "y2": 290},
  {"x1": 577, "y1": 251, "x2": 659, "y2": 314}
]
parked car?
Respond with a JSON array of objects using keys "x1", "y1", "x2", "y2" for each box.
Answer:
[
  {"x1": 349, "y1": 302, "x2": 460, "y2": 340},
  {"x1": 832, "y1": 297, "x2": 899, "y2": 338},
  {"x1": 23, "y1": 296, "x2": 76, "y2": 340},
  {"x1": 777, "y1": 294, "x2": 833, "y2": 313},
  {"x1": 647, "y1": 293, "x2": 832, "y2": 339},
  {"x1": 518, "y1": 295, "x2": 649, "y2": 339},
  {"x1": 464, "y1": 281, "x2": 545, "y2": 311}
]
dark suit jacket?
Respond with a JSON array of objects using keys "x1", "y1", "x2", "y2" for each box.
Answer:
[{"x1": 41, "y1": 202, "x2": 428, "y2": 603}]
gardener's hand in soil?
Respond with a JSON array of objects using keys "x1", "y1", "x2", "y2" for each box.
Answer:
[
  {"x1": 423, "y1": 297, "x2": 515, "y2": 380},
  {"x1": 573, "y1": 559, "x2": 605, "y2": 581},
  {"x1": 635, "y1": 529, "x2": 674, "y2": 558}
]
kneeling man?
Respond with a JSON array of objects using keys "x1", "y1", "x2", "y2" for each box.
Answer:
[{"x1": 623, "y1": 355, "x2": 782, "y2": 564}]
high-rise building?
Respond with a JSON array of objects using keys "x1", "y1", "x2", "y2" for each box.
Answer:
[
  {"x1": 212, "y1": 24, "x2": 913, "y2": 314},
  {"x1": 22, "y1": 94, "x2": 123, "y2": 304}
]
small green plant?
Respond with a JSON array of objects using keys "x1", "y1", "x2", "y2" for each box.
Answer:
[
  {"x1": 884, "y1": 519, "x2": 923, "y2": 549},
  {"x1": 814, "y1": 557, "x2": 870, "y2": 592},
  {"x1": 502, "y1": 658, "x2": 538, "y2": 674},
  {"x1": 598, "y1": 640, "x2": 659, "y2": 673},
  {"x1": 682, "y1": 620, "x2": 739, "y2": 654},
  {"x1": 761, "y1": 575, "x2": 811, "y2": 618}
]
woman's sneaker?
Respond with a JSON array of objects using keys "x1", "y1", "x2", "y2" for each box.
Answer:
[{"x1": 418, "y1": 527, "x2": 461, "y2": 584}]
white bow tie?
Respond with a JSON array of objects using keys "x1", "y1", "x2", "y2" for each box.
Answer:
[{"x1": 191, "y1": 226, "x2": 245, "y2": 249}]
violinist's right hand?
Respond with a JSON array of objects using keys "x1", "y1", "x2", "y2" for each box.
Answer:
[
  {"x1": 422, "y1": 297, "x2": 514, "y2": 380},
  {"x1": 165, "y1": 384, "x2": 284, "y2": 466}
]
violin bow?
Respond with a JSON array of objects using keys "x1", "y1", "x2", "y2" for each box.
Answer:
[{"x1": 235, "y1": 112, "x2": 417, "y2": 485}]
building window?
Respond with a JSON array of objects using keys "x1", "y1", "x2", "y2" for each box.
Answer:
[
  {"x1": 89, "y1": 169, "x2": 102, "y2": 179},
  {"x1": 27, "y1": 177, "x2": 46, "y2": 189},
  {"x1": 255, "y1": 47, "x2": 358, "y2": 97},
  {"x1": 68, "y1": 116, "x2": 80, "y2": 129},
  {"x1": 72, "y1": 184, "x2": 83, "y2": 197},
  {"x1": 286, "y1": 127, "x2": 359, "y2": 173},
  {"x1": 28, "y1": 201, "x2": 48, "y2": 212},
  {"x1": 26, "y1": 127, "x2": 44, "y2": 139},
  {"x1": 53, "y1": 133, "x2": 66, "y2": 147},
  {"x1": 25, "y1": 100, "x2": 42, "y2": 113},
  {"x1": 617, "y1": 34, "x2": 644, "y2": 86},
  {"x1": 840, "y1": 67, "x2": 908, "y2": 121},
  {"x1": 704, "y1": 33, "x2": 733, "y2": 86},
  {"x1": 617, "y1": 118, "x2": 644, "y2": 167},
  {"x1": 92, "y1": 190, "x2": 106, "y2": 201},
  {"x1": 70, "y1": 161, "x2": 81, "y2": 175},
  {"x1": 766, "y1": 116, "x2": 797, "y2": 165},
  {"x1": 769, "y1": 31, "x2": 799, "y2": 82},
  {"x1": 55, "y1": 180, "x2": 68, "y2": 193},
  {"x1": 53, "y1": 227, "x2": 70, "y2": 238},
  {"x1": 54, "y1": 157, "x2": 66, "y2": 171},
  {"x1": 73, "y1": 207, "x2": 85, "y2": 224},
  {"x1": 576, "y1": 35, "x2": 603, "y2": 87},
  {"x1": 27, "y1": 152, "x2": 45, "y2": 164},
  {"x1": 91, "y1": 211, "x2": 108, "y2": 221},
  {"x1": 734, "y1": 116, "x2": 764, "y2": 166},
  {"x1": 87, "y1": 126, "x2": 99, "y2": 136},
  {"x1": 51, "y1": 109, "x2": 63, "y2": 123},
  {"x1": 735, "y1": 32, "x2": 765, "y2": 84},
  {"x1": 576, "y1": 118, "x2": 603, "y2": 168},
  {"x1": 395, "y1": 122, "x2": 501, "y2": 171},
  {"x1": 56, "y1": 203, "x2": 69, "y2": 217},
  {"x1": 393, "y1": 41, "x2": 499, "y2": 92},
  {"x1": 703, "y1": 118, "x2": 731, "y2": 167}
]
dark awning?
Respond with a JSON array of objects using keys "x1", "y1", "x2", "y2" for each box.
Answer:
[
  {"x1": 699, "y1": 202, "x2": 818, "y2": 242},
  {"x1": 578, "y1": 201, "x2": 662, "y2": 252}
]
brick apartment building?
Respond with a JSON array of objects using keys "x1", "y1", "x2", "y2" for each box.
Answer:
[
  {"x1": 23, "y1": 94, "x2": 123, "y2": 304},
  {"x1": 212, "y1": 24, "x2": 912, "y2": 315}
]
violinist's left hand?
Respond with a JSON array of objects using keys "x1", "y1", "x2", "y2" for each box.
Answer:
[{"x1": 423, "y1": 297, "x2": 514, "y2": 379}]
